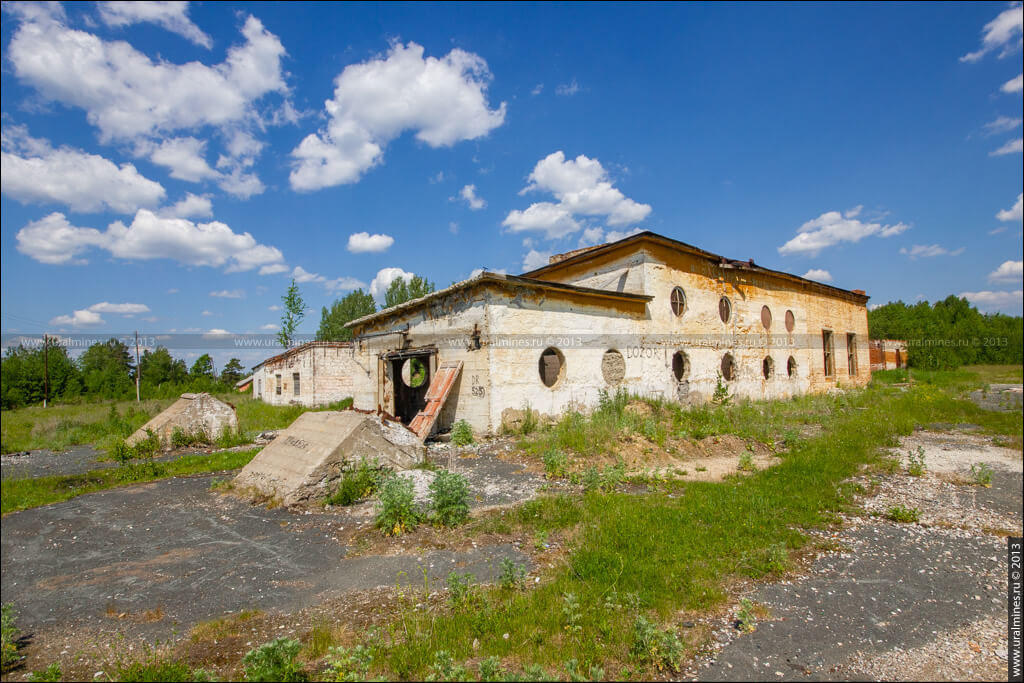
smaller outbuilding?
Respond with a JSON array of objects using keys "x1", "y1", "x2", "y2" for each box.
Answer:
[{"x1": 869, "y1": 339, "x2": 908, "y2": 370}]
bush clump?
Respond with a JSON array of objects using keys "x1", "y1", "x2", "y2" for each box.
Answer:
[
  {"x1": 451, "y1": 419, "x2": 474, "y2": 446},
  {"x1": 242, "y1": 637, "x2": 306, "y2": 682},
  {"x1": 327, "y1": 459, "x2": 384, "y2": 506},
  {"x1": 375, "y1": 475, "x2": 420, "y2": 536},
  {"x1": 429, "y1": 470, "x2": 471, "y2": 527}
]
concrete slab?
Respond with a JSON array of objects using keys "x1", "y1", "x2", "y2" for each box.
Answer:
[
  {"x1": 232, "y1": 411, "x2": 425, "y2": 506},
  {"x1": 126, "y1": 393, "x2": 237, "y2": 447}
]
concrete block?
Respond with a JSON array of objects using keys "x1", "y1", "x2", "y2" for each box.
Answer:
[
  {"x1": 232, "y1": 410, "x2": 425, "y2": 506},
  {"x1": 126, "y1": 393, "x2": 238, "y2": 448}
]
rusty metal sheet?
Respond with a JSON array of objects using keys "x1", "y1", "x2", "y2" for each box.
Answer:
[{"x1": 408, "y1": 360, "x2": 463, "y2": 441}]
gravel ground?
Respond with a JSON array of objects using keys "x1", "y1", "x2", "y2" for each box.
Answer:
[{"x1": 693, "y1": 429, "x2": 1021, "y2": 682}]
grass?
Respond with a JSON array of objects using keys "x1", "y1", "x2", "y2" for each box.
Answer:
[
  {"x1": 5, "y1": 365, "x2": 1021, "y2": 678},
  {"x1": 1, "y1": 448, "x2": 261, "y2": 514},
  {"x1": 1, "y1": 394, "x2": 353, "y2": 455},
  {"x1": 342, "y1": 366, "x2": 1021, "y2": 679}
]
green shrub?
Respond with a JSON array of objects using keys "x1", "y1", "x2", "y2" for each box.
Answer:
[
  {"x1": 478, "y1": 656, "x2": 506, "y2": 682},
  {"x1": 327, "y1": 644, "x2": 374, "y2": 682},
  {"x1": 451, "y1": 420, "x2": 474, "y2": 446},
  {"x1": 499, "y1": 558, "x2": 527, "y2": 590},
  {"x1": 970, "y1": 462, "x2": 994, "y2": 487},
  {"x1": 446, "y1": 571, "x2": 476, "y2": 607},
  {"x1": 630, "y1": 615, "x2": 684, "y2": 672},
  {"x1": 735, "y1": 598, "x2": 757, "y2": 633},
  {"x1": 171, "y1": 427, "x2": 210, "y2": 449},
  {"x1": 906, "y1": 446, "x2": 926, "y2": 477},
  {"x1": 114, "y1": 657, "x2": 198, "y2": 682},
  {"x1": 425, "y1": 651, "x2": 467, "y2": 682},
  {"x1": 542, "y1": 449, "x2": 568, "y2": 479},
  {"x1": 428, "y1": 470, "x2": 471, "y2": 527},
  {"x1": 242, "y1": 637, "x2": 306, "y2": 682},
  {"x1": 885, "y1": 504, "x2": 920, "y2": 523},
  {"x1": 737, "y1": 451, "x2": 755, "y2": 472},
  {"x1": 27, "y1": 663, "x2": 62, "y2": 682},
  {"x1": 582, "y1": 466, "x2": 602, "y2": 492},
  {"x1": 374, "y1": 475, "x2": 420, "y2": 536},
  {"x1": 327, "y1": 460, "x2": 383, "y2": 506},
  {"x1": 1, "y1": 604, "x2": 21, "y2": 672}
]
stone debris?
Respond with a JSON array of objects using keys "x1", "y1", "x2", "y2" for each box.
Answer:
[
  {"x1": 232, "y1": 410, "x2": 424, "y2": 507},
  {"x1": 126, "y1": 393, "x2": 237, "y2": 448}
]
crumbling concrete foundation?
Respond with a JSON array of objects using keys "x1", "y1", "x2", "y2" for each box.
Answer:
[
  {"x1": 232, "y1": 410, "x2": 424, "y2": 506},
  {"x1": 126, "y1": 393, "x2": 238, "y2": 448}
]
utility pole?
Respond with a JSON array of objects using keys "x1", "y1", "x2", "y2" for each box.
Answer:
[
  {"x1": 135, "y1": 330, "x2": 141, "y2": 403},
  {"x1": 43, "y1": 334, "x2": 49, "y2": 408}
]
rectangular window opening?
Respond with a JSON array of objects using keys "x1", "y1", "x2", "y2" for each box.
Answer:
[
  {"x1": 847, "y1": 333, "x2": 857, "y2": 375},
  {"x1": 275, "y1": 374, "x2": 282, "y2": 395},
  {"x1": 293, "y1": 372, "x2": 300, "y2": 396},
  {"x1": 822, "y1": 330, "x2": 834, "y2": 378}
]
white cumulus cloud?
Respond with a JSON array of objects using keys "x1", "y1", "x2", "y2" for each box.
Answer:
[
  {"x1": 777, "y1": 207, "x2": 908, "y2": 257},
  {"x1": 209, "y1": 289, "x2": 245, "y2": 298},
  {"x1": 960, "y1": 4, "x2": 1023, "y2": 63},
  {"x1": 989, "y1": 260, "x2": 1024, "y2": 283},
  {"x1": 347, "y1": 232, "x2": 395, "y2": 253},
  {"x1": 1003, "y1": 73, "x2": 1024, "y2": 94},
  {"x1": 369, "y1": 267, "x2": 414, "y2": 299},
  {"x1": 289, "y1": 42, "x2": 506, "y2": 190},
  {"x1": 1, "y1": 125, "x2": 165, "y2": 213},
  {"x1": 960, "y1": 289, "x2": 1023, "y2": 312},
  {"x1": 159, "y1": 193, "x2": 213, "y2": 219},
  {"x1": 898, "y1": 244, "x2": 965, "y2": 259},
  {"x1": 88, "y1": 302, "x2": 150, "y2": 314},
  {"x1": 990, "y1": 138, "x2": 1023, "y2": 155},
  {"x1": 521, "y1": 249, "x2": 553, "y2": 272},
  {"x1": 49, "y1": 309, "x2": 105, "y2": 328},
  {"x1": 983, "y1": 115, "x2": 1023, "y2": 134},
  {"x1": 997, "y1": 193, "x2": 1023, "y2": 223},
  {"x1": 7, "y1": 11, "x2": 287, "y2": 143},
  {"x1": 458, "y1": 184, "x2": 486, "y2": 210},
  {"x1": 503, "y1": 152, "x2": 651, "y2": 240},
  {"x1": 801, "y1": 269, "x2": 833, "y2": 282},
  {"x1": 15, "y1": 209, "x2": 285, "y2": 272},
  {"x1": 98, "y1": 1, "x2": 212, "y2": 48}
]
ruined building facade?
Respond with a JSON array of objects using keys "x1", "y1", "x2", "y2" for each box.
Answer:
[{"x1": 253, "y1": 232, "x2": 871, "y2": 436}]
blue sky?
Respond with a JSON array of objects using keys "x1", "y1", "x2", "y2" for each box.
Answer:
[{"x1": 2, "y1": 1, "x2": 1022, "y2": 370}]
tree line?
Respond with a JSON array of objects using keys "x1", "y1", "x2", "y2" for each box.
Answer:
[
  {"x1": 316, "y1": 275, "x2": 434, "y2": 341},
  {"x1": 868, "y1": 295, "x2": 1022, "y2": 369},
  {"x1": 1, "y1": 340, "x2": 246, "y2": 410}
]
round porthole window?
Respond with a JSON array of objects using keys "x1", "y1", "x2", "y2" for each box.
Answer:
[
  {"x1": 719, "y1": 296, "x2": 732, "y2": 323},
  {"x1": 539, "y1": 347, "x2": 564, "y2": 388},
  {"x1": 761, "y1": 305, "x2": 772, "y2": 330},
  {"x1": 602, "y1": 349, "x2": 625, "y2": 385},
  {"x1": 670, "y1": 287, "x2": 686, "y2": 317},
  {"x1": 721, "y1": 353, "x2": 735, "y2": 381},
  {"x1": 672, "y1": 351, "x2": 690, "y2": 381},
  {"x1": 785, "y1": 310, "x2": 795, "y2": 333}
]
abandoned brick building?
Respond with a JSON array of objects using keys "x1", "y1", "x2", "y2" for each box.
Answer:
[{"x1": 253, "y1": 231, "x2": 871, "y2": 437}]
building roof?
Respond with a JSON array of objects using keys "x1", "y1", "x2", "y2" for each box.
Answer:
[
  {"x1": 252, "y1": 340, "x2": 353, "y2": 370},
  {"x1": 345, "y1": 272, "x2": 654, "y2": 331},
  {"x1": 524, "y1": 230, "x2": 870, "y2": 304}
]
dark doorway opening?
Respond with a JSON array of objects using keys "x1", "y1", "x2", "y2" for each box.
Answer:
[{"x1": 390, "y1": 352, "x2": 433, "y2": 424}]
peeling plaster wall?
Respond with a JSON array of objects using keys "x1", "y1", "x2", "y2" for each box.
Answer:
[
  {"x1": 529, "y1": 244, "x2": 870, "y2": 406},
  {"x1": 325, "y1": 242, "x2": 870, "y2": 435}
]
